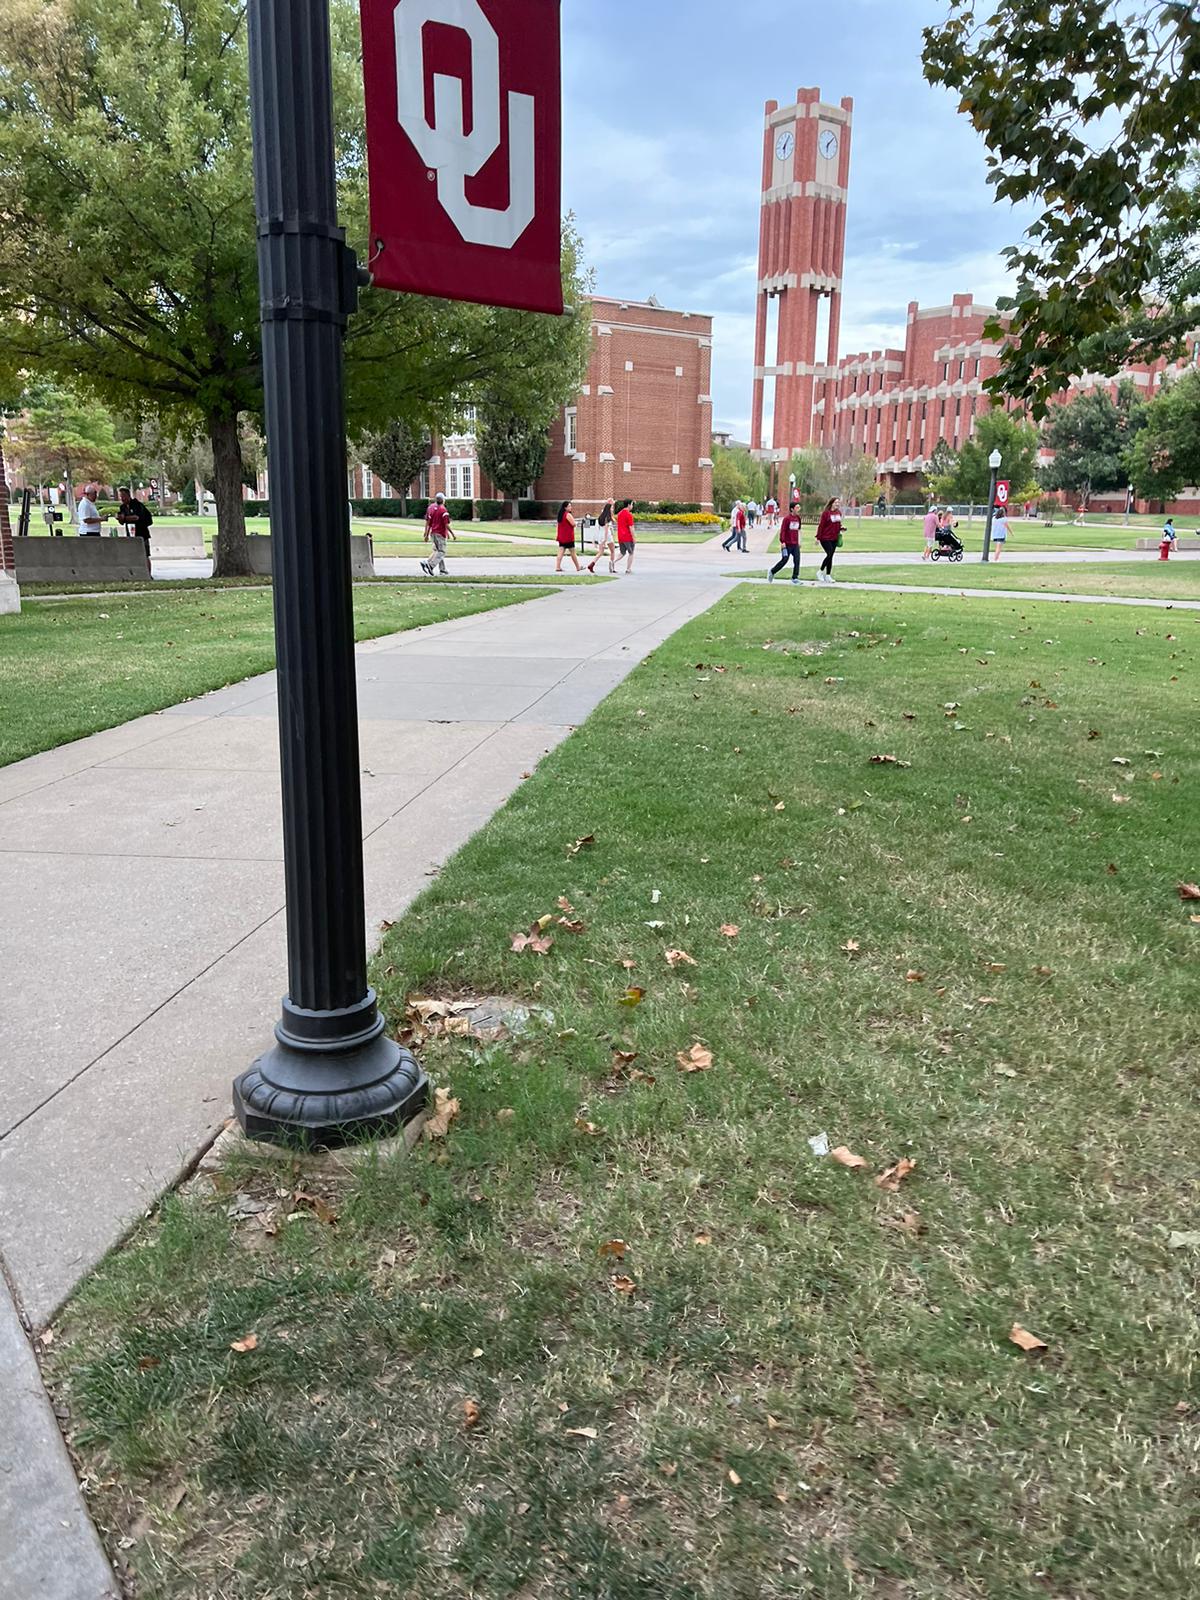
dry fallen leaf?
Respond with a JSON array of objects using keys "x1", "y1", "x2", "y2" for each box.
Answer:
[
  {"x1": 1178, "y1": 883, "x2": 1200, "y2": 902},
  {"x1": 881, "y1": 1211, "x2": 923, "y2": 1237},
  {"x1": 841, "y1": 939, "x2": 861, "y2": 956},
  {"x1": 676, "y1": 1042, "x2": 714, "y2": 1073},
  {"x1": 830, "y1": 1147, "x2": 868, "y2": 1170},
  {"x1": 618, "y1": 986, "x2": 646, "y2": 1007},
  {"x1": 720, "y1": 924, "x2": 740, "y2": 938},
  {"x1": 985, "y1": 962, "x2": 1007, "y2": 974},
  {"x1": 694, "y1": 1232, "x2": 713, "y2": 1246},
  {"x1": 565, "y1": 1426, "x2": 599, "y2": 1440},
  {"x1": 462, "y1": 1399, "x2": 482, "y2": 1429},
  {"x1": 567, "y1": 834, "x2": 596, "y2": 856},
  {"x1": 869, "y1": 754, "x2": 912, "y2": 768},
  {"x1": 659, "y1": 1461, "x2": 677, "y2": 1478},
  {"x1": 230, "y1": 1334, "x2": 259, "y2": 1354},
  {"x1": 905, "y1": 970, "x2": 926, "y2": 983},
  {"x1": 611, "y1": 1049, "x2": 639, "y2": 1070},
  {"x1": 1111, "y1": 793, "x2": 1131, "y2": 804},
  {"x1": 495, "y1": 1108, "x2": 516, "y2": 1126},
  {"x1": 574, "y1": 1118, "x2": 602, "y2": 1137},
  {"x1": 612, "y1": 1275, "x2": 637, "y2": 1296},
  {"x1": 620, "y1": 958, "x2": 637, "y2": 970},
  {"x1": 728, "y1": 1468, "x2": 742, "y2": 1486},
  {"x1": 1009, "y1": 1324, "x2": 1048, "y2": 1354},
  {"x1": 1032, "y1": 965, "x2": 1054, "y2": 978},
  {"x1": 599, "y1": 1240, "x2": 627, "y2": 1260},
  {"x1": 665, "y1": 949, "x2": 698, "y2": 968},
  {"x1": 876, "y1": 1158, "x2": 917, "y2": 1192},
  {"x1": 557, "y1": 896, "x2": 575, "y2": 913},
  {"x1": 423, "y1": 1086, "x2": 460, "y2": 1141}
]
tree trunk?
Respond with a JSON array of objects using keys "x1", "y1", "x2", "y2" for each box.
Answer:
[{"x1": 210, "y1": 411, "x2": 251, "y2": 576}]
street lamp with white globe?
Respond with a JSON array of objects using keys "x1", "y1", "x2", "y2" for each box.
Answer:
[{"x1": 981, "y1": 448, "x2": 1003, "y2": 562}]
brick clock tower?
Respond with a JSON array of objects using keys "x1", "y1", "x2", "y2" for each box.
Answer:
[{"x1": 751, "y1": 88, "x2": 853, "y2": 463}]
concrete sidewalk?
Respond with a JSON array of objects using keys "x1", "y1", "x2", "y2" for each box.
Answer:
[
  {"x1": 0, "y1": 572, "x2": 725, "y2": 1598},
  {"x1": 0, "y1": 573, "x2": 723, "y2": 1329}
]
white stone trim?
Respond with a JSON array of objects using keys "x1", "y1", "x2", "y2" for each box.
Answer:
[
  {"x1": 698, "y1": 457, "x2": 713, "y2": 468},
  {"x1": 758, "y1": 272, "x2": 799, "y2": 294},
  {"x1": 596, "y1": 324, "x2": 612, "y2": 336},
  {"x1": 697, "y1": 393, "x2": 713, "y2": 404},
  {"x1": 599, "y1": 452, "x2": 615, "y2": 462},
  {"x1": 672, "y1": 464, "x2": 681, "y2": 475},
  {"x1": 675, "y1": 366, "x2": 684, "y2": 377},
  {"x1": 598, "y1": 384, "x2": 614, "y2": 395},
  {"x1": 623, "y1": 462, "x2": 632, "y2": 473},
  {"x1": 624, "y1": 360, "x2": 635, "y2": 372}
]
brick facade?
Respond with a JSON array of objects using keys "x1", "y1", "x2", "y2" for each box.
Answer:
[
  {"x1": 536, "y1": 297, "x2": 713, "y2": 513},
  {"x1": 340, "y1": 295, "x2": 714, "y2": 515}
]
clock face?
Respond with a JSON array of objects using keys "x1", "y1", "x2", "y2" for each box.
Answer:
[
  {"x1": 819, "y1": 129, "x2": 839, "y2": 161},
  {"x1": 775, "y1": 130, "x2": 795, "y2": 161}
]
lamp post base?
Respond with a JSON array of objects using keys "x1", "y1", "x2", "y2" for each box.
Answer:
[{"x1": 234, "y1": 997, "x2": 427, "y2": 1147}]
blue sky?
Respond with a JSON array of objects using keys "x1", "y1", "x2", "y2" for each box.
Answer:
[{"x1": 560, "y1": 0, "x2": 1037, "y2": 440}]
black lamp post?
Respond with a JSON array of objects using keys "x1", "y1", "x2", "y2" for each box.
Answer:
[
  {"x1": 980, "y1": 448, "x2": 1002, "y2": 563},
  {"x1": 233, "y1": 0, "x2": 426, "y2": 1146}
]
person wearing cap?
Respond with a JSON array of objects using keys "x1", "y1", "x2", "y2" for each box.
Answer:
[{"x1": 421, "y1": 491, "x2": 455, "y2": 575}]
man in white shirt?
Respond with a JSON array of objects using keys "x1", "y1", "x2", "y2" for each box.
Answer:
[{"x1": 77, "y1": 485, "x2": 102, "y2": 536}]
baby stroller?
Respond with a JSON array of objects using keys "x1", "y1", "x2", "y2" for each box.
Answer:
[{"x1": 932, "y1": 522, "x2": 964, "y2": 562}]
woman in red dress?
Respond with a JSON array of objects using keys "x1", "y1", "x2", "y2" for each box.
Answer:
[{"x1": 555, "y1": 499, "x2": 582, "y2": 574}]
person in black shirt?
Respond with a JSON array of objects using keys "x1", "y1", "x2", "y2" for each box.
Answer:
[{"x1": 116, "y1": 487, "x2": 153, "y2": 540}]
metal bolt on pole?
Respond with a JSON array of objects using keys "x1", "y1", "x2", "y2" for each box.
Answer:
[{"x1": 234, "y1": 0, "x2": 426, "y2": 1146}]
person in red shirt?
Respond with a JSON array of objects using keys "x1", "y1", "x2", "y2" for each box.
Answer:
[
  {"x1": 815, "y1": 496, "x2": 843, "y2": 583},
  {"x1": 768, "y1": 507, "x2": 802, "y2": 583},
  {"x1": 555, "y1": 500, "x2": 582, "y2": 573},
  {"x1": 421, "y1": 492, "x2": 455, "y2": 575},
  {"x1": 615, "y1": 500, "x2": 636, "y2": 573},
  {"x1": 721, "y1": 501, "x2": 748, "y2": 553}
]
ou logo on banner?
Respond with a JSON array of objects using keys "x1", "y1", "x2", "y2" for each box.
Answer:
[
  {"x1": 995, "y1": 479, "x2": 1010, "y2": 507},
  {"x1": 393, "y1": 0, "x2": 535, "y2": 249}
]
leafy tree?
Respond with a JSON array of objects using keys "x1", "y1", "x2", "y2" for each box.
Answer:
[
  {"x1": 927, "y1": 408, "x2": 1040, "y2": 502},
  {"x1": 1125, "y1": 368, "x2": 1200, "y2": 501},
  {"x1": 476, "y1": 409, "x2": 550, "y2": 514},
  {"x1": 5, "y1": 382, "x2": 133, "y2": 503},
  {"x1": 361, "y1": 420, "x2": 429, "y2": 503},
  {"x1": 1038, "y1": 383, "x2": 1146, "y2": 508},
  {"x1": 827, "y1": 443, "x2": 879, "y2": 506},
  {"x1": 785, "y1": 447, "x2": 832, "y2": 502},
  {"x1": 923, "y1": 3, "x2": 1200, "y2": 411},
  {"x1": 711, "y1": 447, "x2": 768, "y2": 514},
  {"x1": 0, "y1": 0, "x2": 590, "y2": 575},
  {"x1": 925, "y1": 439, "x2": 960, "y2": 500}
]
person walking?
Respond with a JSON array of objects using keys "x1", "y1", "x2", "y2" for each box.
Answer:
[
  {"x1": 421, "y1": 491, "x2": 455, "y2": 575},
  {"x1": 588, "y1": 498, "x2": 618, "y2": 574},
  {"x1": 815, "y1": 496, "x2": 843, "y2": 583},
  {"x1": 922, "y1": 502, "x2": 938, "y2": 560},
  {"x1": 990, "y1": 504, "x2": 1008, "y2": 561},
  {"x1": 116, "y1": 486, "x2": 153, "y2": 541},
  {"x1": 768, "y1": 503, "x2": 802, "y2": 583},
  {"x1": 721, "y1": 501, "x2": 747, "y2": 552},
  {"x1": 77, "y1": 484, "x2": 102, "y2": 536},
  {"x1": 555, "y1": 499, "x2": 582, "y2": 573},
  {"x1": 764, "y1": 495, "x2": 778, "y2": 531},
  {"x1": 615, "y1": 499, "x2": 636, "y2": 573},
  {"x1": 1160, "y1": 517, "x2": 1177, "y2": 560}
]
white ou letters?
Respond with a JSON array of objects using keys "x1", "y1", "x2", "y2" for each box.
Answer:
[{"x1": 393, "y1": 0, "x2": 536, "y2": 249}]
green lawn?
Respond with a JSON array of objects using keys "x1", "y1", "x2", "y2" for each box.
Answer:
[
  {"x1": 0, "y1": 585, "x2": 548, "y2": 767},
  {"x1": 50, "y1": 587, "x2": 1199, "y2": 1598},
  {"x1": 836, "y1": 560, "x2": 1200, "y2": 603}
]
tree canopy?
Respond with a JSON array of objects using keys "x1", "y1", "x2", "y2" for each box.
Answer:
[
  {"x1": 361, "y1": 420, "x2": 430, "y2": 502},
  {"x1": 476, "y1": 408, "x2": 551, "y2": 508},
  {"x1": 1038, "y1": 384, "x2": 1146, "y2": 507},
  {"x1": 5, "y1": 381, "x2": 134, "y2": 499},
  {"x1": 0, "y1": 0, "x2": 590, "y2": 572},
  {"x1": 1124, "y1": 368, "x2": 1200, "y2": 501},
  {"x1": 927, "y1": 408, "x2": 1040, "y2": 502},
  {"x1": 923, "y1": 2, "x2": 1200, "y2": 411}
]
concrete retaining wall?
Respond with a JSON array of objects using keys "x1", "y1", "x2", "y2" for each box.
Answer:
[
  {"x1": 244, "y1": 534, "x2": 375, "y2": 578},
  {"x1": 149, "y1": 525, "x2": 206, "y2": 560},
  {"x1": 13, "y1": 537, "x2": 152, "y2": 585},
  {"x1": 0, "y1": 572, "x2": 20, "y2": 615},
  {"x1": 1135, "y1": 536, "x2": 1200, "y2": 551}
]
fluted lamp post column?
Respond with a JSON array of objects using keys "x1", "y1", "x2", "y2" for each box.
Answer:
[{"x1": 233, "y1": 0, "x2": 427, "y2": 1144}]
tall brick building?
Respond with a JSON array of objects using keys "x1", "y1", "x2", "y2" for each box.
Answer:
[
  {"x1": 341, "y1": 294, "x2": 714, "y2": 514},
  {"x1": 535, "y1": 296, "x2": 713, "y2": 512},
  {"x1": 751, "y1": 87, "x2": 853, "y2": 464}
]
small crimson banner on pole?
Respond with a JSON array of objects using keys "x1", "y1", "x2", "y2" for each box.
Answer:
[
  {"x1": 360, "y1": 0, "x2": 564, "y2": 315},
  {"x1": 995, "y1": 479, "x2": 1010, "y2": 507}
]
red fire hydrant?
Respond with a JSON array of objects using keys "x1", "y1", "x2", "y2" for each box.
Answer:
[{"x1": 1159, "y1": 536, "x2": 1172, "y2": 561}]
